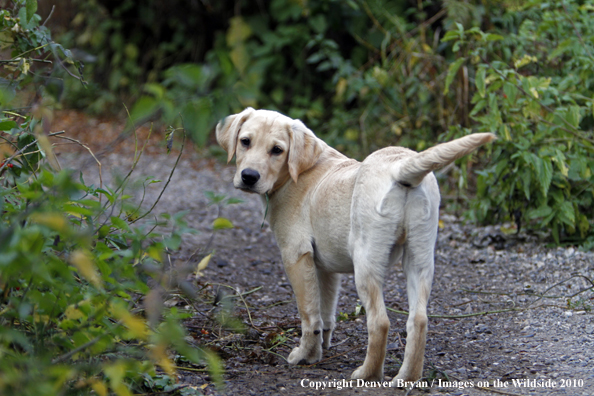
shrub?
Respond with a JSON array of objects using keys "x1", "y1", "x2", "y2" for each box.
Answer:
[
  {"x1": 1, "y1": 1, "x2": 225, "y2": 394},
  {"x1": 128, "y1": 0, "x2": 594, "y2": 246},
  {"x1": 441, "y1": 0, "x2": 594, "y2": 247}
]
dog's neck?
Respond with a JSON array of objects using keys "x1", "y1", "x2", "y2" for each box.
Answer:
[{"x1": 269, "y1": 170, "x2": 292, "y2": 195}]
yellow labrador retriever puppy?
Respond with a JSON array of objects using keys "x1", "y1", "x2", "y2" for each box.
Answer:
[{"x1": 216, "y1": 108, "x2": 495, "y2": 383}]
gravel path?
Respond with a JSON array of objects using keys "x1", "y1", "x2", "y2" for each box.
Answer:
[{"x1": 59, "y1": 148, "x2": 594, "y2": 396}]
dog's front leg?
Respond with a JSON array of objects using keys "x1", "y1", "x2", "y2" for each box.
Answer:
[{"x1": 285, "y1": 252, "x2": 323, "y2": 365}]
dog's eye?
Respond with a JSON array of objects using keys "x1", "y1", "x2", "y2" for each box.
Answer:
[
  {"x1": 240, "y1": 138, "x2": 250, "y2": 147},
  {"x1": 271, "y1": 146, "x2": 284, "y2": 155}
]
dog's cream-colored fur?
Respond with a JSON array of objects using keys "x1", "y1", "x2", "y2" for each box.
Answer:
[{"x1": 216, "y1": 108, "x2": 495, "y2": 382}]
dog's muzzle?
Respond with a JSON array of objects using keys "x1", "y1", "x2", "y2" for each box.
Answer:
[{"x1": 241, "y1": 168, "x2": 260, "y2": 187}]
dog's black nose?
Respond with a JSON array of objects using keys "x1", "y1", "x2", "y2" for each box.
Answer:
[{"x1": 241, "y1": 169, "x2": 260, "y2": 186}]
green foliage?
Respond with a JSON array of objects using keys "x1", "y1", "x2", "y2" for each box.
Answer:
[
  {"x1": 0, "y1": 0, "x2": 85, "y2": 108},
  {"x1": 124, "y1": 0, "x2": 372, "y2": 147},
  {"x1": 40, "y1": 0, "x2": 594, "y2": 247},
  {"x1": 442, "y1": 0, "x2": 594, "y2": 247},
  {"x1": 119, "y1": 0, "x2": 461, "y2": 156},
  {"x1": 1, "y1": 2, "x2": 233, "y2": 394},
  {"x1": 128, "y1": 63, "x2": 239, "y2": 146},
  {"x1": 51, "y1": 0, "x2": 243, "y2": 114},
  {"x1": 0, "y1": 164, "x2": 212, "y2": 395}
]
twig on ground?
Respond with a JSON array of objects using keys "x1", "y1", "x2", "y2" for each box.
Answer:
[
  {"x1": 386, "y1": 306, "x2": 523, "y2": 319},
  {"x1": 524, "y1": 274, "x2": 594, "y2": 308},
  {"x1": 173, "y1": 366, "x2": 208, "y2": 373},
  {"x1": 261, "y1": 348, "x2": 288, "y2": 362},
  {"x1": 236, "y1": 286, "x2": 260, "y2": 331},
  {"x1": 204, "y1": 283, "x2": 263, "y2": 300},
  {"x1": 391, "y1": 274, "x2": 594, "y2": 320}
]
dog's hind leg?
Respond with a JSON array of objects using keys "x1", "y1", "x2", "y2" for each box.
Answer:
[
  {"x1": 285, "y1": 252, "x2": 324, "y2": 365},
  {"x1": 392, "y1": 193, "x2": 438, "y2": 383},
  {"x1": 317, "y1": 269, "x2": 341, "y2": 349},
  {"x1": 350, "y1": 251, "x2": 391, "y2": 382},
  {"x1": 392, "y1": 246, "x2": 434, "y2": 383}
]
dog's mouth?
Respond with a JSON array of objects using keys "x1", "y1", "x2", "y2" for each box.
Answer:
[
  {"x1": 235, "y1": 182, "x2": 264, "y2": 194},
  {"x1": 239, "y1": 186, "x2": 258, "y2": 193}
]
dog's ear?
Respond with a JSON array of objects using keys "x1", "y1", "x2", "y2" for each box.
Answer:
[
  {"x1": 216, "y1": 107, "x2": 255, "y2": 163},
  {"x1": 288, "y1": 120, "x2": 324, "y2": 183}
]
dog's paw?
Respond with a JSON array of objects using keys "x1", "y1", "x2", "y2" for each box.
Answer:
[
  {"x1": 287, "y1": 344, "x2": 322, "y2": 365},
  {"x1": 351, "y1": 365, "x2": 383, "y2": 381}
]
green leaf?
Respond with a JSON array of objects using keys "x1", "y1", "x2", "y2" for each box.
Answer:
[
  {"x1": 556, "y1": 201, "x2": 575, "y2": 227},
  {"x1": 578, "y1": 214, "x2": 589, "y2": 238},
  {"x1": 225, "y1": 197, "x2": 244, "y2": 205},
  {"x1": 166, "y1": 64, "x2": 206, "y2": 89},
  {"x1": 503, "y1": 82, "x2": 518, "y2": 103},
  {"x1": 567, "y1": 105, "x2": 581, "y2": 128},
  {"x1": 520, "y1": 169, "x2": 531, "y2": 200},
  {"x1": 143, "y1": 83, "x2": 165, "y2": 99},
  {"x1": 540, "y1": 157, "x2": 554, "y2": 197},
  {"x1": 212, "y1": 217, "x2": 233, "y2": 230},
  {"x1": 164, "y1": 234, "x2": 182, "y2": 250},
  {"x1": 226, "y1": 16, "x2": 252, "y2": 47},
  {"x1": 26, "y1": 0, "x2": 38, "y2": 22},
  {"x1": 204, "y1": 191, "x2": 225, "y2": 204},
  {"x1": 309, "y1": 14, "x2": 327, "y2": 34},
  {"x1": 548, "y1": 38, "x2": 572, "y2": 61},
  {"x1": 527, "y1": 204, "x2": 552, "y2": 219},
  {"x1": 476, "y1": 67, "x2": 486, "y2": 98},
  {"x1": 96, "y1": 188, "x2": 115, "y2": 204},
  {"x1": 528, "y1": 153, "x2": 553, "y2": 197},
  {"x1": 64, "y1": 203, "x2": 93, "y2": 218},
  {"x1": 110, "y1": 216, "x2": 130, "y2": 232},
  {"x1": 469, "y1": 97, "x2": 487, "y2": 117},
  {"x1": 0, "y1": 120, "x2": 17, "y2": 131},
  {"x1": 442, "y1": 30, "x2": 461, "y2": 42},
  {"x1": 444, "y1": 58, "x2": 465, "y2": 95},
  {"x1": 128, "y1": 96, "x2": 159, "y2": 125},
  {"x1": 17, "y1": 133, "x2": 41, "y2": 171},
  {"x1": 485, "y1": 33, "x2": 504, "y2": 41},
  {"x1": 182, "y1": 99, "x2": 213, "y2": 146},
  {"x1": 0, "y1": 78, "x2": 17, "y2": 106}
]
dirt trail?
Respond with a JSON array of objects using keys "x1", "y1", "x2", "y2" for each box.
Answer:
[{"x1": 54, "y1": 111, "x2": 594, "y2": 396}]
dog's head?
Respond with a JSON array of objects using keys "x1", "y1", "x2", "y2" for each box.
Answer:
[{"x1": 216, "y1": 108, "x2": 324, "y2": 194}]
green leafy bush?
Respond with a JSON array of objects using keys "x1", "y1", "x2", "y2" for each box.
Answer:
[
  {"x1": 0, "y1": 165, "x2": 223, "y2": 395},
  {"x1": 125, "y1": 0, "x2": 372, "y2": 147},
  {"x1": 1, "y1": 2, "x2": 227, "y2": 394},
  {"x1": 123, "y1": 0, "x2": 594, "y2": 246},
  {"x1": 45, "y1": 0, "x2": 241, "y2": 113},
  {"x1": 441, "y1": 0, "x2": 594, "y2": 247},
  {"x1": 32, "y1": 0, "x2": 594, "y2": 247}
]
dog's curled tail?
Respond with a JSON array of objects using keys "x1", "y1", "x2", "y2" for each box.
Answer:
[{"x1": 395, "y1": 133, "x2": 497, "y2": 188}]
